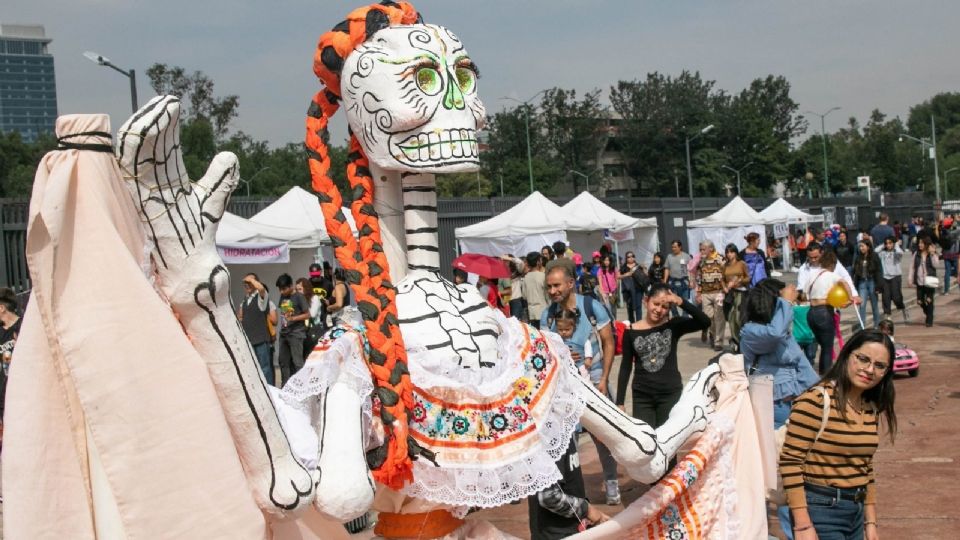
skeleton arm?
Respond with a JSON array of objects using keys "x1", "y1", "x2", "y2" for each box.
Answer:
[
  {"x1": 116, "y1": 96, "x2": 315, "y2": 516},
  {"x1": 577, "y1": 364, "x2": 719, "y2": 482}
]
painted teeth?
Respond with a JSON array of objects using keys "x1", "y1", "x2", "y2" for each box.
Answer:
[{"x1": 396, "y1": 128, "x2": 479, "y2": 163}]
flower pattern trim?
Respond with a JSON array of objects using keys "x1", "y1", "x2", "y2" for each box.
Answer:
[{"x1": 409, "y1": 329, "x2": 556, "y2": 451}]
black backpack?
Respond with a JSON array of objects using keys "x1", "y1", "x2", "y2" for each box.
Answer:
[{"x1": 547, "y1": 294, "x2": 606, "y2": 332}]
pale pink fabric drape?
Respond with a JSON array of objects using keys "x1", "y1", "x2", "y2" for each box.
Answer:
[
  {"x1": 715, "y1": 355, "x2": 768, "y2": 539},
  {"x1": 3, "y1": 114, "x2": 265, "y2": 538}
]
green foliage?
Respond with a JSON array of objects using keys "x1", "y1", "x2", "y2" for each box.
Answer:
[
  {"x1": 480, "y1": 103, "x2": 563, "y2": 195},
  {"x1": 538, "y1": 88, "x2": 608, "y2": 190},
  {"x1": 0, "y1": 131, "x2": 56, "y2": 197},
  {"x1": 436, "y1": 172, "x2": 492, "y2": 197},
  {"x1": 610, "y1": 71, "x2": 724, "y2": 195},
  {"x1": 146, "y1": 63, "x2": 240, "y2": 139}
]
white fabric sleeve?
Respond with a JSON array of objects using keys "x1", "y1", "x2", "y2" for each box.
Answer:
[
  {"x1": 257, "y1": 292, "x2": 268, "y2": 311},
  {"x1": 834, "y1": 264, "x2": 859, "y2": 297}
]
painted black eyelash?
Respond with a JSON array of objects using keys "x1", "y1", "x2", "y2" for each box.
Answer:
[
  {"x1": 456, "y1": 59, "x2": 481, "y2": 79},
  {"x1": 400, "y1": 58, "x2": 441, "y2": 79}
]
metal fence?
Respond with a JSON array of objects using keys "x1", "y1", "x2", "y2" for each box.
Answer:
[{"x1": 0, "y1": 192, "x2": 940, "y2": 292}]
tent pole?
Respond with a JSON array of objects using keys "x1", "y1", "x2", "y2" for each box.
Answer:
[{"x1": 613, "y1": 238, "x2": 624, "y2": 313}]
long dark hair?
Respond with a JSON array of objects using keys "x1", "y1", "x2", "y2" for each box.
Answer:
[
  {"x1": 650, "y1": 251, "x2": 664, "y2": 267},
  {"x1": 820, "y1": 329, "x2": 898, "y2": 442},
  {"x1": 741, "y1": 278, "x2": 785, "y2": 324},
  {"x1": 724, "y1": 243, "x2": 742, "y2": 261},
  {"x1": 296, "y1": 277, "x2": 314, "y2": 302},
  {"x1": 600, "y1": 254, "x2": 615, "y2": 272}
]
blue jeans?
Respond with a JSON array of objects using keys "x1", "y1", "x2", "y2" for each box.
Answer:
[
  {"x1": 944, "y1": 258, "x2": 957, "y2": 293},
  {"x1": 856, "y1": 278, "x2": 879, "y2": 328},
  {"x1": 623, "y1": 286, "x2": 643, "y2": 323},
  {"x1": 669, "y1": 277, "x2": 690, "y2": 317},
  {"x1": 253, "y1": 341, "x2": 274, "y2": 386},
  {"x1": 799, "y1": 341, "x2": 818, "y2": 365},
  {"x1": 773, "y1": 399, "x2": 794, "y2": 539},
  {"x1": 803, "y1": 485, "x2": 865, "y2": 539},
  {"x1": 807, "y1": 305, "x2": 835, "y2": 373}
]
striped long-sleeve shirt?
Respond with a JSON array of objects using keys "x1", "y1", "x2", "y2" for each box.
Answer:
[{"x1": 779, "y1": 384, "x2": 879, "y2": 509}]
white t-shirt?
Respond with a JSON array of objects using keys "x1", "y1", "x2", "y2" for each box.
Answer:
[{"x1": 807, "y1": 269, "x2": 844, "y2": 301}]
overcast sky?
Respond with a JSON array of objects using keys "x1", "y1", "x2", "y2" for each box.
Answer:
[{"x1": 6, "y1": 0, "x2": 959, "y2": 146}]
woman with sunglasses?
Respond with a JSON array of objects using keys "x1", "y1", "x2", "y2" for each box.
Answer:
[
  {"x1": 615, "y1": 283, "x2": 710, "y2": 431},
  {"x1": 619, "y1": 251, "x2": 645, "y2": 323},
  {"x1": 780, "y1": 329, "x2": 897, "y2": 540}
]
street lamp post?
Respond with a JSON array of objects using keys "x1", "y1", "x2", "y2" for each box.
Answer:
[
  {"x1": 568, "y1": 169, "x2": 590, "y2": 193},
  {"x1": 805, "y1": 107, "x2": 841, "y2": 196},
  {"x1": 685, "y1": 124, "x2": 715, "y2": 216},
  {"x1": 502, "y1": 90, "x2": 546, "y2": 194},
  {"x1": 83, "y1": 51, "x2": 138, "y2": 113},
  {"x1": 239, "y1": 166, "x2": 272, "y2": 198},
  {"x1": 899, "y1": 115, "x2": 942, "y2": 206},
  {"x1": 944, "y1": 167, "x2": 959, "y2": 200},
  {"x1": 721, "y1": 161, "x2": 754, "y2": 196}
]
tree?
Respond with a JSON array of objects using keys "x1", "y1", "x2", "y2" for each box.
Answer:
[
  {"x1": 537, "y1": 88, "x2": 607, "y2": 192},
  {"x1": 716, "y1": 75, "x2": 806, "y2": 196},
  {"x1": 480, "y1": 106, "x2": 561, "y2": 195},
  {"x1": 436, "y1": 172, "x2": 492, "y2": 198},
  {"x1": 145, "y1": 63, "x2": 240, "y2": 139},
  {"x1": 0, "y1": 131, "x2": 56, "y2": 197},
  {"x1": 610, "y1": 71, "x2": 724, "y2": 196},
  {"x1": 906, "y1": 92, "x2": 960, "y2": 142}
]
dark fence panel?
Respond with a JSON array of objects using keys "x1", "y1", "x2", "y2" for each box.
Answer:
[{"x1": 0, "y1": 199, "x2": 31, "y2": 294}]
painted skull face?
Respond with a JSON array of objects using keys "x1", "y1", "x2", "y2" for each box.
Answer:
[{"x1": 342, "y1": 24, "x2": 485, "y2": 173}]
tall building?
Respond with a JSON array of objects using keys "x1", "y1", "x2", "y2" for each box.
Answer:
[{"x1": 0, "y1": 24, "x2": 58, "y2": 142}]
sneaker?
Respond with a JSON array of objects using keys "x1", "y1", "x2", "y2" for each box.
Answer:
[
  {"x1": 902, "y1": 308, "x2": 909, "y2": 323},
  {"x1": 701, "y1": 330, "x2": 708, "y2": 343},
  {"x1": 604, "y1": 480, "x2": 621, "y2": 506}
]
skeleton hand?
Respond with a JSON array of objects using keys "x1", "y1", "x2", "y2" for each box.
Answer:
[{"x1": 117, "y1": 96, "x2": 315, "y2": 516}]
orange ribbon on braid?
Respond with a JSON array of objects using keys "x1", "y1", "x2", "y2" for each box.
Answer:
[{"x1": 305, "y1": 1, "x2": 422, "y2": 490}]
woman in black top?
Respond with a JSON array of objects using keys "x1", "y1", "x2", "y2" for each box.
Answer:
[
  {"x1": 852, "y1": 239, "x2": 883, "y2": 329},
  {"x1": 647, "y1": 252, "x2": 667, "y2": 284},
  {"x1": 616, "y1": 283, "x2": 710, "y2": 429}
]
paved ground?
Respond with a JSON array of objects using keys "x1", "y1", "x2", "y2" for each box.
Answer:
[{"x1": 470, "y1": 275, "x2": 960, "y2": 539}]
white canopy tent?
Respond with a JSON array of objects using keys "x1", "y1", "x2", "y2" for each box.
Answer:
[
  {"x1": 455, "y1": 191, "x2": 568, "y2": 257},
  {"x1": 759, "y1": 198, "x2": 824, "y2": 270},
  {"x1": 562, "y1": 191, "x2": 659, "y2": 266},
  {"x1": 686, "y1": 196, "x2": 767, "y2": 253},
  {"x1": 759, "y1": 198, "x2": 824, "y2": 225},
  {"x1": 250, "y1": 186, "x2": 358, "y2": 264},
  {"x1": 216, "y1": 211, "x2": 323, "y2": 306}
]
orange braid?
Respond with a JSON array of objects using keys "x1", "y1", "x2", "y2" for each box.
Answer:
[{"x1": 305, "y1": 1, "x2": 422, "y2": 490}]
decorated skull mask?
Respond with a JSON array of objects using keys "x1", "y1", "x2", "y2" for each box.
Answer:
[{"x1": 341, "y1": 24, "x2": 485, "y2": 173}]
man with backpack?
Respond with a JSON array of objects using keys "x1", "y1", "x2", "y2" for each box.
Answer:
[{"x1": 541, "y1": 260, "x2": 620, "y2": 505}]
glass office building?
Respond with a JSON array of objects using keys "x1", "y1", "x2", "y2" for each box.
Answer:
[{"x1": 0, "y1": 24, "x2": 58, "y2": 143}]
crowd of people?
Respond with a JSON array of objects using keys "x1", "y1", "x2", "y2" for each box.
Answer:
[
  {"x1": 458, "y1": 209, "x2": 948, "y2": 538},
  {"x1": 237, "y1": 261, "x2": 354, "y2": 387}
]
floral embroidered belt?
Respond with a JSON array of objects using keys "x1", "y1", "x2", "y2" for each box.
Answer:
[{"x1": 374, "y1": 509, "x2": 465, "y2": 539}]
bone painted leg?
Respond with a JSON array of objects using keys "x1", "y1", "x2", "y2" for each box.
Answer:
[
  {"x1": 577, "y1": 364, "x2": 719, "y2": 483},
  {"x1": 312, "y1": 382, "x2": 376, "y2": 521},
  {"x1": 117, "y1": 96, "x2": 315, "y2": 515}
]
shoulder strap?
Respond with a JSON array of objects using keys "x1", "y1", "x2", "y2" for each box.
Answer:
[
  {"x1": 813, "y1": 386, "x2": 831, "y2": 443},
  {"x1": 546, "y1": 302, "x2": 559, "y2": 330},
  {"x1": 806, "y1": 269, "x2": 827, "y2": 298},
  {"x1": 583, "y1": 296, "x2": 597, "y2": 329}
]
